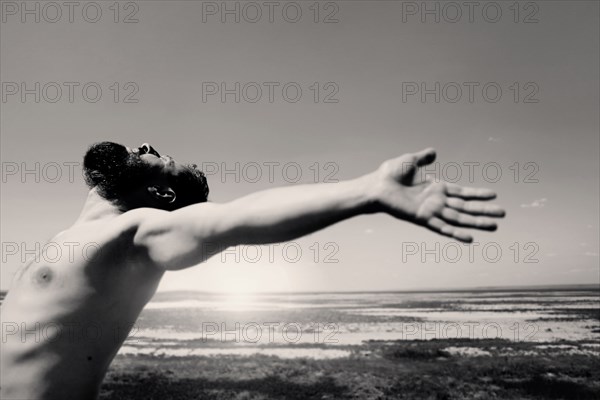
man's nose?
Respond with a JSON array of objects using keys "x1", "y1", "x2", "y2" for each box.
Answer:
[{"x1": 140, "y1": 143, "x2": 161, "y2": 157}]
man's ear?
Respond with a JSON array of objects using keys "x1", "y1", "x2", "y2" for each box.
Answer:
[{"x1": 147, "y1": 185, "x2": 177, "y2": 204}]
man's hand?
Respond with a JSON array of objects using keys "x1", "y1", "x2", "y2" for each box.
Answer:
[{"x1": 373, "y1": 148, "x2": 506, "y2": 242}]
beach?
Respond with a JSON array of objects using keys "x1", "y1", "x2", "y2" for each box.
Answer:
[{"x1": 96, "y1": 287, "x2": 599, "y2": 399}]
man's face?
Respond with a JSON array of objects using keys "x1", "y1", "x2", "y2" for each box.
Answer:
[
  {"x1": 83, "y1": 141, "x2": 208, "y2": 211},
  {"x1": 125, "y1": 143, "x2": 192, "y2": 177}
]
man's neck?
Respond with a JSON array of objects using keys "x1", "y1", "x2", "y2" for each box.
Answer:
[{"x1": 74, "y1": 188, "x2": 123, "y2": 225}]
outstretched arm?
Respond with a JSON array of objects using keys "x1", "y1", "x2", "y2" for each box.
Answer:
[{"x1": 133, "y1": 149, "x2": 505, "y2": 270}]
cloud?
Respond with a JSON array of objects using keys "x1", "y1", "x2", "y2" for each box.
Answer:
[{"x1": 521, "y1": 198, "x2": 548, "y2": 208}]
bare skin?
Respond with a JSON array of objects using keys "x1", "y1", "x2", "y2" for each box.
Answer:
[{"x1": 0, "y1": 146, "x2": 505, "y2": 399}]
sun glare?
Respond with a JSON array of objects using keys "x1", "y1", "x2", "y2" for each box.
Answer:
[
  {"x1": 221, "y1": 291, "x2": 259, "y2": 311},
  {"x1": 218, "y1": 275, "x2": 262, "y2": 310}
]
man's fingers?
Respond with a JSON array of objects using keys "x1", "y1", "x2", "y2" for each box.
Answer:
[
  {"x1": 446, "y1": 198, "x2": 506, "y2": 217},
  {"x1": 445, "y1": 183, "x2": 497, "y2": 200},
  {"x1": 439, "y1": 208, "x2": 498, "y2": 231},
  {"x1": 414, "y1": 147, "x2": 437, "y2": 167},
  {"x1": 427, "y1": 217, "x2": 473, "y2": 243}
]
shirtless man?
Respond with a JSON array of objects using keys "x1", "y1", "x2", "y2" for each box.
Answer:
[{"x1": 1, "y1": 141, "x2": 505, "y2": 399}]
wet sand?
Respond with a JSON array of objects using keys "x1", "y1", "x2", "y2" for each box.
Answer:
[{"x1": 100, "y1": 338, "x2": 599, "y2": 399}]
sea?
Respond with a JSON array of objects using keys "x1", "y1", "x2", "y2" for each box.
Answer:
[{"x1": 115, "y1": 286, "x2": 600, "y2": 359}]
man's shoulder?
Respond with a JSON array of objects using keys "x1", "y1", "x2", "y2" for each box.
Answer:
[
  {"x1": 54, "y1": 208, "x2": 168, "y2": 249},
  {"x1": 114, "y1": 207, "x2": 171, "y2": 231}
]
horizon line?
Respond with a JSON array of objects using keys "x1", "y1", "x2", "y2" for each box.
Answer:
[
  {"x1": 2, "y1": 283, "x2": 598, "y2": 297},
  {"x1": 150, "y1": 283, "x2": 600, "y2": 295}
]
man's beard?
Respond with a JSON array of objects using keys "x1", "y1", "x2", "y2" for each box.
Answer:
[{"x1": 83, "y1": 142, "x2": 148, "y2": 208}]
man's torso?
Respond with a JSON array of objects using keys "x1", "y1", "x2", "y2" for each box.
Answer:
[{"x1": 1, "y1": 217, "x2": 164, "y2": 399}]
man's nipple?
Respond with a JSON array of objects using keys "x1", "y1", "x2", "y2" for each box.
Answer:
[{"x1": 33, "y1": 266, "x2": 54, "y2": 286}]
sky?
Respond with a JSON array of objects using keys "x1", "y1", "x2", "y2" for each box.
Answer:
[{"x1": 1, "y1": 0, "x2": 599, "y2": 293}]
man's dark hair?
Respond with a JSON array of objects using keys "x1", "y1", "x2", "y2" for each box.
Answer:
[{"x1": 83, "y1": 142, "x2": 209, "y2": 211}]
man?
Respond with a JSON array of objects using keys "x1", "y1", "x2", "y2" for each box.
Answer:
[{"x1": 1, "y1": 142, "x2": 505, "y2": 399}]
